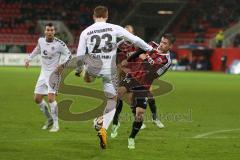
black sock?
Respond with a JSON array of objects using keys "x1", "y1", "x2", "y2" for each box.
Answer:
[
  {"x1": 148, "y1": 98, "x2": 157, "y2": 120},
  {"x1": 129, "y1": 121, "x2": 143, "y2": 138},
  {"x1": 112, "y1": 99, "x2": 123, "y2": 125}
]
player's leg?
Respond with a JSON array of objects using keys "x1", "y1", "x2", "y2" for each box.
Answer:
[
  {"x1": 110, "y1": 99, "x2": 122, "y2": 138},
  {"x1": 34, "y1": 75, "x2": 53, "y2": 129},
  {"x1": 126, "y1": 92, "x2": 146, "y2": 130},
  {"x1": 112, "y1": 99, "x2": 123, "y2": 126},
  {"x1": 129, "y1": 107, "x2": 145, "y2": 140},
  {"x1": 97, "y1": 75, "x2": 118, "y2": 149},
  {"x1": 112, "y1": 65, "x2": 124, "y2": 127},
  {"x1": 110, "y1": 86, "x2": 129, "y2": 138},
  {"x1": 128, "y1": 88, "x2": 148, "y2": 149},
  {"x1": 110, "y1": 85, "x2": 129, "y2": 137},
  {"x1": 48, "y1": 93, "x2": 59, "y2": 132},
  {"x1": 34, "y1": 94, "x2": 53, "y2": 129},
  {"x1": 128, "y1": 107, "x2": 146, "y2": 149},
  {"x1": 112, "y1": 87, "x2": 127, "y2": 124},
  {"x1": 148, "y1": 93, "x2": 157, "y2": 120},
  {"x1": 83, "y1": 70, "x2": 96, "y2": 83},
  {"x1": 111, "y1": 66, "x2": 124, "y2": 137},
  {"x1": 148, "y1": 92, "x2": 164, "y2": 128},
  {"x1": 102, "y1": 74, "x2": 119, "y2": 130},
  {"x1": 45, "y1": 71, "x2": 60, "y2": 132}
]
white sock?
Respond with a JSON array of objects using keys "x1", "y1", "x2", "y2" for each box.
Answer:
[
  {"x1": 49, "y1": 101, "x2": 58, "y2": 127},
  {"x1": 37, "y1": 100, "x2": 52, "y2": 121},
  {"x1": 103, "y1": 99, "x2": 117, "y2": 130}
]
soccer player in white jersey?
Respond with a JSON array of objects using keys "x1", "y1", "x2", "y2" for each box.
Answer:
[
  {"x1": 75, "y1": 6, "x2": 153, "y2": 149},
  {"x1": 25, "y1": 23, "x2": 72, "y2": 132}
]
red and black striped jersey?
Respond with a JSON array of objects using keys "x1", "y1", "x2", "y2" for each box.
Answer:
[
  {"x1": 126, "y1": 41, "x2": 171, "y2": 89},
  {"x1": 117, "y1": 41, "x2": 137, "y2": 64}
]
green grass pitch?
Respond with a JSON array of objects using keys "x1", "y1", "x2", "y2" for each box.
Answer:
[{"x1": 0, "y1": 66, "x2": 240, "y2": 160}]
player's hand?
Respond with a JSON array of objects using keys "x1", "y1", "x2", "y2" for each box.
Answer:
[
  {"x1": 24, "y1": 59, "x2": 30, "y2": 69},
  {"x1": 55, "y1": 64, "x2": 64, "y2": 75},
  {"x1": 121, "y1": 60, "x2": 128, "y2": 66},
  {"x1": 139, "y1": 54, "x2": 147, "y2": 60}
]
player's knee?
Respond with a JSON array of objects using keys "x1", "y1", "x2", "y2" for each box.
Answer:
[
  {"x1": 135, "y1": 111, "x2": 144, "y2": 122},
  {"x1": 34, "y1": 98, "x2": 42, "y2": 104},
  {"x1": 48, "y1": 98, "x2": 55, "y2": 103},
  {"x1": 48, "y1": 96, "x2": 55, "y2": 103},
  {"x1": 47, "y1": 93, "x2": 56, "y2": 103},
  {"x1": 34, "y1": 95, "x2": 42, "y2": 104}
]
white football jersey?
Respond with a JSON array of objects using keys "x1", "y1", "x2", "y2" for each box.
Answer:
[
  {"x1": 27, "y1": 37, "x2": 72, "y2": 73},
  {"x1": 77, "y1": 22, "x2": 153, "y2": 75}
]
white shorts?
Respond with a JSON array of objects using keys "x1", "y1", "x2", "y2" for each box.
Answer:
[
  {"x1": 84, "y1": 67, "x2": 118, "y2": 98},
  {"x1": 101, "y1": 73, "x2": 118, "y2": 98},
  {"x1": 34, "y1": 71, "x2": 56, "y2": 95}
]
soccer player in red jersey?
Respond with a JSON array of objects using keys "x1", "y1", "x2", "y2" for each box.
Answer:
[
  {"x1": 118, "y1": 33, "x2": 176, "y2": 149},
  {"x1": 111, "y1": 26, "x2": 165, "y2": 139}
]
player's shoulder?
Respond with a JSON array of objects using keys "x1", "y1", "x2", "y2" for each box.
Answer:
[
  {"x1": 110, "y1": 23, "x2": 124, "y2": 30},
  {"x1": 80, "y1": 26, "x2": 93, "y2": 37},
  {"x1": 38, "y1": 37, "x2": 45, "y2": 43},
  {"x1": 54, "y1": 37, "x2": 66, "y2": 47}
]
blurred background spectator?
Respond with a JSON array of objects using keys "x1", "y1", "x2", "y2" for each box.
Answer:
[{"x1": 215, "y1": 30, "x2": 224, "y2": 48}]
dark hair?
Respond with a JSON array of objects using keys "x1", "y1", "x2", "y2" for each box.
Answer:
[
  {"x1": 94, "y1": 5, "x2": 108, "y2": 18},
  {"x1": 45, "y1": 23, "x2": 54, "y2": 27},
  {"x1": 163, "y1": 33, "x2": 176, "y2": 44}
]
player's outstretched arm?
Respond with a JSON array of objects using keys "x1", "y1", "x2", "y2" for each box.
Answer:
[
  {"x1": 117, "y1": 26, "x2": 153, "y2": 52},
  {"x1": 127, "y1": 48, "x2": 146, "y2": 62},
  {"x1": 75, "y1": 30, "x2": 87, "y2": 77},
  {"x1": 25, "y1": 42, "x2": 41, "y2": 69}
]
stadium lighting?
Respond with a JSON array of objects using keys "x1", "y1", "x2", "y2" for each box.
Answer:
[{"x1": 157, "y1": 10, "x2": 173, "y2": 15}]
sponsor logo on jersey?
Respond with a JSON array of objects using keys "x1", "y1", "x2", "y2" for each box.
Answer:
[{"x1": 43, "y1": 50, "x2": 48, "y2": 55}]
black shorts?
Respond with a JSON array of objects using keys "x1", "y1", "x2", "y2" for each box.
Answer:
[
  {"x1": 120, "y1": 74, "x2": 149, "y2": 109},
  {"x1": 119, "y1": 74, "x2": 141, "y2": 91}
]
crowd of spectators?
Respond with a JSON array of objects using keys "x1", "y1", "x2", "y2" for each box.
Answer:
[
  {"x1": 176, "y1": 0, "x2": 240, "y2": 46},
  {"x1": 0, "y1": 0, "x2": 134, "y2": 44}
]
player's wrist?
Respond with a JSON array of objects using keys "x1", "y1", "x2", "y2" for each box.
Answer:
[{"x1": 147, "y1": 46, "x2": 153, "y2": 52}]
